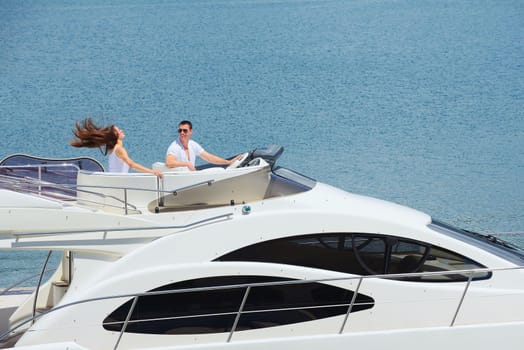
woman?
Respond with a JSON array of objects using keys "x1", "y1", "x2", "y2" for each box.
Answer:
[{"x1": 70, "y1": 117, "x2": 162, "y2": 177}]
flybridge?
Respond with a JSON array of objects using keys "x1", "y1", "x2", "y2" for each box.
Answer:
[{"x1": 0, "y1": 146, "x2": 295, "y2": 214}]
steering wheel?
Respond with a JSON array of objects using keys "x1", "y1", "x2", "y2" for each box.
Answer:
[{"x1": 227, "y1": 152, "x2": 250, "y2": 169}]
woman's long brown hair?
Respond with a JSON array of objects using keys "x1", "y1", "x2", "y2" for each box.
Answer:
[{"x1": 70, "y1": 117, "x2": 118, "y2": 155}]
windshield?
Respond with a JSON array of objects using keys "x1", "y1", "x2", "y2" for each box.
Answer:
[
  {"x1": 429, "y1": 219, "x2": 524, "y2": 265},
  {"x1": 272, "y1": 167, "x2": 317, "y2": 189}
]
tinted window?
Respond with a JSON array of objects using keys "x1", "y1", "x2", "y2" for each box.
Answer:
[
  {"x1": 216, "y1": 233, "x2": 490, "y2": 282},
  {"x1": 103, "y1": 276, "x2": 374, "y2": 335}
]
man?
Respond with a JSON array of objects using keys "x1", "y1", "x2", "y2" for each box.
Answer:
[{"x1": 165, "y1": 120, "x2": 238, "y2": 171}]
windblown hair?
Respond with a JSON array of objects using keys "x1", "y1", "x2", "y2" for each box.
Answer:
[{"x1": 70, "y1": 117, "x2": 118, "y2": 155}]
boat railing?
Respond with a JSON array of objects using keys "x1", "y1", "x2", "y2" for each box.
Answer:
[
  {"x1": 0, "y1": 162, "x2": 223, "y2": 214},
  {"x1": 0, "y1": 162, "x2": 80, "y2": 178},
  {"x1": 1, "y1": 266, "x2": 523, "y2": 349},
  {"x1": 0, "y1": 174, "x2": 143, "y2": 213}
]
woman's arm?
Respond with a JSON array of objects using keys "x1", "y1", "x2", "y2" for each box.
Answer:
[{"x1": 115, "y1": 146, "x2": 162, "y2": 177}]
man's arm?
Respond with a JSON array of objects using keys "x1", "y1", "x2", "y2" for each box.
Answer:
[
  {"x1": 165, "y1": 154, "x2": 196, "y2": 171},
  {"x1": 199, "y1": 151, "x2": 236, "y2": 165}
]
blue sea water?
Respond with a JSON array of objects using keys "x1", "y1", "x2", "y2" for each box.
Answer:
[{"x1": 0, "y1": 0, "x2": 523, "y2": 287}]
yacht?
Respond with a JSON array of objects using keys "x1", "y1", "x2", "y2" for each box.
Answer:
[{"x1": 0, "y1": 146, "x2": 523, "y2": 350}]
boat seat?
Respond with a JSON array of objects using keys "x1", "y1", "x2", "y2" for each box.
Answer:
[
  {"x1": 76, "y1": 171, "x2": 159, "y2": 213},
  {"x1": 153, "y1": 162, "x2": 181, "y2": 172}
]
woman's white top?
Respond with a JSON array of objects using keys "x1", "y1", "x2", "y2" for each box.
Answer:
[{"x1": 108, "y1": 146, "x2": 130, "y2": 173}]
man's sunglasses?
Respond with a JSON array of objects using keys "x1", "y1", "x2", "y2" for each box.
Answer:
[{"x1": 178, "y1": 128, "x2": 190, "y2": 134}]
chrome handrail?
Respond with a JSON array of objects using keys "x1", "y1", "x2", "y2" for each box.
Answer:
[
  {"x1": 114, "y1": 296, "x2": 139, "y2": 350},
  {"x1": 450, "y1": 274, "x2": 473, "y2": 326},
  {"x1": 339, "y1": 276, "x2": 363, "y2": 333},
  {"x1": 12, "y1": 213, "x2": 233, "y2": 238},
  {"x1": 171, "y1": 179, "x2": 215, "y2": 196},
  {"x1": 228, "y1": 285, "x2": 251, "y2": 342},
  {"x1": 31, "y1": 251, "x2": 52, "y2": 324},
  {"x1": 1, "y1": 266, "x2": 523, "y2": 348}
]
